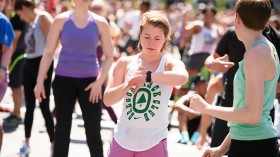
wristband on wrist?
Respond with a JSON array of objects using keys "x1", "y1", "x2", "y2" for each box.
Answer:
[
  {"x1": 0, "y1": 65, "x2": 7, "y2": 71},
  {"x1": 146, "y1": 71, "x2": 152, "y2": 82}
]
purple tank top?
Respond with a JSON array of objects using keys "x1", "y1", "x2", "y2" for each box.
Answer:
[{"x1": 55, "y1": 12, "x2": 100, "y2": 78}]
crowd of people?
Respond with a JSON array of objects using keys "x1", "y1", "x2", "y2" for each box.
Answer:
[{"x1": 0, "y1": 0, "x2": 280, "y2": 157}]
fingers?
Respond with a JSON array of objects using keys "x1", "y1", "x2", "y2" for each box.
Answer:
[
  {"x1": 202, "y1": 152, "x2": 211, "y2": 157},
  {"x1": 34, "y1": 88, "x2": 45, "y2": 103},
  {"x1": 222, "y1": 62, "x2": 235, "y2": 68},
  {"x1": 89, "y1": 88, "x2": 102, "y2": 104},
  {"x1": 133, "y1": 86, "x2": 141, "y2": 95}
]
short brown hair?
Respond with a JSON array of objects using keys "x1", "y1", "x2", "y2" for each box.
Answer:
[
  {"x1": 14, "y1": 0, "x2": 35, "y2": 11},
  {"x1": 138, "y1": 11, "x2": 171, "y2": 52},
  {"x1": 235, "y1": 0, "x2": 271, "y2": 31}
]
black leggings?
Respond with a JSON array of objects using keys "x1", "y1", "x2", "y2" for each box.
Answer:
[
  {"x1": 52, "y1": 75, "x2": 103, "y2": 157},
  {"x1": 228, "y1": 137, "x2": 279, "y2": 157},
  {"x1": 23, "y1": 57, "x2": 54, "y2": 142}
]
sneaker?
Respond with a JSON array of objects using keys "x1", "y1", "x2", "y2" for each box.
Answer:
[
  {"x1": 178, "y1": 131, "x2": 190, "y2": 144},
  {"x1": 2, "y1": 114, "x2": 23, "y2": 132},
  {"x1": 19, "y1": 142, "x2": 30, "y2": 156},
  {"x1": 3, "y1": 114, "x2": 23, "y2": 124},
  {"x1": 190, "y1": 131, "x2": 200, "y2": 144}
]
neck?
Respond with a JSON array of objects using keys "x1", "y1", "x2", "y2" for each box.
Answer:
[
  {"x1": 139, "y1": 51, "x2": 162, "y2": 63},
  {"x1": 241, "y1": 29, "x2": 264, "y2": 51},
  {"x1": 29, "y1": 9, "x2": 38, "y2": 23},
  {"x1": 138, "y1": 52, "x2": 163, "y2": 71},
  {"x1": 73, "y1": 7, "x2": 89, "y2": 18}
]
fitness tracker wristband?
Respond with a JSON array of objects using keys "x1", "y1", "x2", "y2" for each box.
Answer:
[{"x1": 146, "y1": 71, "x2": 152, "y2": 82}]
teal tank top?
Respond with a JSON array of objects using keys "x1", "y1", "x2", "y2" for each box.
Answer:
[{"x1": 228, "y1": 40, "x2": 280, "y2": 140}]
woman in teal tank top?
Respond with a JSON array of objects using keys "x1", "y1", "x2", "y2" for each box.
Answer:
[{"x1": 189, "y1": 0, "x2": 279, "y2": 157}]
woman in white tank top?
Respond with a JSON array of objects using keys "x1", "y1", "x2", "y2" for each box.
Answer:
[{"x1": 104, "y1": 11, "x2": 189, "y2": 157}]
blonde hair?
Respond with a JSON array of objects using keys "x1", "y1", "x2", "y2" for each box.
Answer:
[{"x1": 138, "y1": 11, "x2": 171, "y2": 52}]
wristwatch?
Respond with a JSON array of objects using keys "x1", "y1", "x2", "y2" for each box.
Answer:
[{"x1": 146, "y1": 71, "x2": 152, "y2": 82}]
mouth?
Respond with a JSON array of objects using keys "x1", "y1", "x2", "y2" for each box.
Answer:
[{"x1": 147, "y1": 48, "x2": 155, "y2": 51}]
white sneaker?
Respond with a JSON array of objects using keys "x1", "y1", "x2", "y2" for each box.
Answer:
[{"x1": 19, "y1": 142, "x2": 30, "y2": 156}]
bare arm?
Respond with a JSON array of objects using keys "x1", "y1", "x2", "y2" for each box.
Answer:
[
  {"x1": 174, "y1": 92, "x2": 199, "y2": 114},
  {"x1": 203, "y1": 133, "x2": 231, "y2": 157},
  {"x1": 35, "y1": 15, "x2": 64, "y2": 102},
  {"x1": 104, "y1": 58, "x2": 129, "y2": 106},
  {"x1": 40, "y1": 12, "x2": 54, "y2": 38},
  {"x1": 11, "y1": 30, "x2": 21, "y2": 55},
  {"x1": 1, "y1": 45, "x2": 13, "y2": 70},
  {"x1": 205, "y1": 52, "x2": 234, "y2": 73},
  {"x1": 94, "y1": 16, "x2": 114, "y2": 87},
  {"x1": 190, "y1": 47, "x2": 265, "y2": 125},
  {"x1": 151, "y1": 58, "x2": 188, "y2": 87}
]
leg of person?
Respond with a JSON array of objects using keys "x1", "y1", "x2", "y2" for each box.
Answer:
[
  {"x1": 22, "y1": 59, "x2": 39, "y2": 154},
  {"x1": 78, "y1": 77, "x2": 103, "y2": 157},
  {"x1": 39, "y1": 63, "x2": 54, "y2": 143},
  {"x1": 107, "y1": 138, "x2": 134, "y2": 157},
  {"x1": 177, "y1": 111, "x2": 190, "y2": 144},
  {"x1": 0, "y1": 126, "x2": 2, "y2": 152},
  {"x1": 188, "y1": 116, "x2": 201, "y2": 144},
  {"x1": 0, "y1": 74, "x2": 8, "y2": 152},
  {"x1": 3, "y1": 56, "x2": 25, "y2": 130},
  {"x1": 136, "y1": 139, "x2": 168, "y2": 157},
  {"x1": 52, "y1": 76, "x2": 77, "y2": 157}
]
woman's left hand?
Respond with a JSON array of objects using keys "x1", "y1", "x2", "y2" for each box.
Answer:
[
  {"x1": 189, "y1": 94, "x2": 208, "y2": 112},
  {"x1": 85, "y1": 81, "x2": 103, "y2": 104},
  {"x1": 123, "y1": 75, "x2": 146, "y2": 95}
]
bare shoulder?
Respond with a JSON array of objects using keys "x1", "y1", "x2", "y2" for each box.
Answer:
[
  {"x1": 40, "y1": 11, "x2": 53, "y2": 20},
  {"x1": 114, "y1": 55, "x2": 137, "y2": 70},
  {"x1": 54, "y1": 11, "x2": 70, "y2": 21},
  {"x1": 51, "y1": 11, "x2": 71, "y2": 29},
  {"x1": 244, "y1": 44, "x2": 270, "y2": 62},
  {"x1": 89, "y1": 12, "x2": 108, "y2": 28}
]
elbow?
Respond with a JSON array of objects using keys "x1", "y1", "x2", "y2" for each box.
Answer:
[
  {"x1": 103, "y1": 94, "x2": 111, "y2": 107},
  {"x1": 178, "y1": 73, "x2": 189, "y2": 85},
  {"x1": 103, "y1": 98, "x2": 111, "y2": 107},
  {"x1": 246, "y1": 115, "x2": 261, "y2": 125}
]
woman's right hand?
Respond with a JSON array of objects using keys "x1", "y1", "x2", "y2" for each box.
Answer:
[
  {"x1": 34, "y1": 83, "x2": 46, "y2": 103},
  {"x1": 202, "y1": 146, "x2": 222, "y2": 157}
]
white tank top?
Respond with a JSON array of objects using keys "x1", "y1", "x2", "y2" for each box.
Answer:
[
  {"x1": 188, "y1": 24, "x2": 218, "y2": 56},
  {"x1": 24, "y1": 12, "x2": 48, "y2": 59},
  {"x1": 113, "y1": 54, "x2": 173, "y2": 151}
]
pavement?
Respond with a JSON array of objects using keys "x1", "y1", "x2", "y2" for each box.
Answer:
[{"x1": 0, "y1": 88, "x2": 217, "y2": 157}]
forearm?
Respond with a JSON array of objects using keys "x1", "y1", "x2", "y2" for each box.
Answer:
[
  {"x1": 204, "y1": 55, "x2": 215, "y2": 71},
  {"x1": 2, "y1": 46, "x2": 13, "y2": 68},
  {"x1": 96, "y1": 56, "x2": 114, "y2": 85},
  {"x1": 151, "y1": 71, "x2": 188, "y2": 87},
  {"x1": 199, "y1": 114, "x2": 212, "y2": 136},
  {"x1": 203, "y1": 105, "x2": 259, "y2": 125},
  {"x1": 218, "y1": 133, "x2": 231, "y2": 156},
  {"x1": 36, "y1": 52, "x2": 54, "y2": 84},
  {"x1": 104, "y1": 83, "x2": 130, "y2": 106}
]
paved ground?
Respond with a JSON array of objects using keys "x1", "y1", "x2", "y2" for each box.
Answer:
[{"x1": 0, "y1": 88, "x2": 216, "y2": 157}]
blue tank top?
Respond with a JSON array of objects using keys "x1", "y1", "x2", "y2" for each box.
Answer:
[{"x1": 55, "y1": 12, "x2": 100, "y2": 78}]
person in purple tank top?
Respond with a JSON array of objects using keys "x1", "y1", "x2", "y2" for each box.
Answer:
[{"x1": 34, "y1": 0, "x2": 114, "y2": 156}]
